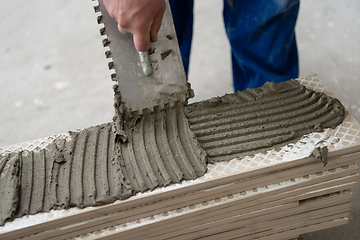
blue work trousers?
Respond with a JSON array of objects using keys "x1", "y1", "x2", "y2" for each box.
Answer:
[{"x1": 169, "y1": 0, "x2": 300, "y2": 91}]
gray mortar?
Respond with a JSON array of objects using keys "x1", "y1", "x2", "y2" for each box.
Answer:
[
  {"x1": 185, "y1": 80, "x2": 344, "y2": 162},
  {"x1": 0, "y1": 105, "x2": 207, "y2": 225},
  {"x1": 0, "y1": 80, "x2": 345, "y2": 225},
  {"x1": 312, "y1": 146, "x2": 329, "y2": 166}
]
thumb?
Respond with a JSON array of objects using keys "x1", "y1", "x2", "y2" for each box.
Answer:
[{"x1": 133, "y1": 33, "x2": 151, "y2": 52}]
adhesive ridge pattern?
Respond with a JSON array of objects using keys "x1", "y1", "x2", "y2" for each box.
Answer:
[
  {"x1": 0, "y1": 106, "x2": 207, "y2": 225},
  {"x1": 185, "y1": 80, "x2": 345, "y2": 162},
  {"x1": 0, "y1": 80, "x2": 345, "y2": 225}
]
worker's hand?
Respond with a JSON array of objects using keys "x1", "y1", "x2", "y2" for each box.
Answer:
[{"x1": 103, "y1": 0, "x2": 166, "y2": 52}]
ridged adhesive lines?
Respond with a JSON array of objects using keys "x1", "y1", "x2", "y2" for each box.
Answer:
[
  {"x1": 189, "y1": 89, "x2": 314, "y2": 130},
  {"x1": 83, "y1": 126, "x2": 99, "y2": 206},
  {"x1": 70, "y1": 129, "x2": 88, "y2": 208},
  {"x1": 112, "y1": 135, "x2": 133, "y2": 201},
  {"x1": 0, "y1": 80, "x2": 345, "y2": 225},
  {"x1": 18, "y1": 151, "x2": 32, "y2": 216},
  {"x1": 176, "y1": 105, "x2": 207, "y2": 177},
  {"x1": 95, "y1": 124, "x2": 111, "y2": 203},
  {"x1": 185, "y1": 80, "x2": 345, "y2": 162},
  {"x1": 185, "y1": 81, "x2": 305, "y2": 119},
  {"x1": 0, "y1": 102, "x2": 209, "y2": 226},
  {"x1": 192, "y1": 92, "x2": 321, "y2": 138},
  {"x1": 43, "y1": 145, "x2": 56, "y2": 212},
  {"x1": 200, "y1": 94, "x2": 335, "y2": 148},
  {"x1": 155, "y1": 107, "x2": 184, "y2": 182},
  {"x1": 188, "y1": 87, "x2": 308, "y2": 126},
  {"x1": 30, "y1": 149, "x2": 45, "y2": 214},
  {"x1": 166, "y1": 107, "x2": 197, "y2": 179},
  {"x1": 195, "y1": 91, "x2": 325, "y2": 142},
  {"x1": 56, "y1": 136, "x2": 73, "y2": 209},
  {"x1": 124, "y1": 121, "x2": 148, "y2": 192},
  {"x1": 120, "y1": 130, "x2": 141, "y2": 192},
  {"x1": 144, "y1": 112, "x2": 172, "y2": 186},
  {"x1": 141, "y1": 113, "x2": 166, "y2": 187},
  {"x1": 0, "y1": 153, "x2": 20, "y2": 226},
  {"x1": 47, "y1": 142, "x2": 62, "y2": 211},
  {"x1": 120, "y1": 105, "x2": 207, "y2": 192},
  {"x1": 108, "y1": 128, "x2": 121, "y2": 200},
  {"x1": 133, "y1": 115, "x2": 159, "y2": 190}
]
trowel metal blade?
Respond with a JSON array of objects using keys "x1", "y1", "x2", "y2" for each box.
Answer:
[{"x1": 95, "y1": 0, "x2": 191, "y2": 114}]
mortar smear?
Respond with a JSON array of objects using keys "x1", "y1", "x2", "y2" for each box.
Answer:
[{"x1": 0, "y1": 80, "x2": 345, "y2": 225}]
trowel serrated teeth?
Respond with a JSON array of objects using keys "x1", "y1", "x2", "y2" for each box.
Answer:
[
  {"x1": 100, "y1": 27, "x2": 105, "y2": 36},
  {"x1": 97, "y1": 15, "x2": 102, "y2": 24},
  {"x1": 105, "y1": 51, "x2": 111, "y2": 58},
  {"x1": 92, "y1": 0, "x2": 190, "y2": 114},
  {"x1": 92, "y1": 1, "x2": 115, "y2": 83},
  {"x1": 93, "y1": 0, "x2": 100, "y2": 13},
  {"x1": 108, "y1": 62, "x2": 114, "y2": 70},
  {"x1": 102, "y1": 38, "x2": 110, "y2": 47},
  {"x1": 110, "y1": 73, "x2": 117, "y2": 81},
  {"x1": 93, "y1": 5, "x2": 100, "y2": 12}
]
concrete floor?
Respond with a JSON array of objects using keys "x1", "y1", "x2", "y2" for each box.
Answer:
[{"x1": 0, "y1": 0, "x2": 359, "y2": 238}]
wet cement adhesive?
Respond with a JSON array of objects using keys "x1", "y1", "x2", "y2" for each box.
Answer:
[
  {"x1": 312, "y1": 146, "x2": 329, "y2": 167},
  {"x1": 0, "y1": 105, "x2": 207, "y2": 225},
  {"x1": 185, "y1": 80, "x2": 344, "y2": 162},
  {"x1": 0, "y1": 80, "x2": 344, "y2": 225}
]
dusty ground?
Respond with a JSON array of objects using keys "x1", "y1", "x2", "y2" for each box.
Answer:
[{"x1": 0, "y1": 0, "x2": 359, "y2": 238}]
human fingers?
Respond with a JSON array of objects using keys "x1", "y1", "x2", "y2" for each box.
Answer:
[
  {"x1": 133, "y1": 33, "x2": 151, "y2": 52},
  {"x1": 150, "y1": 4, "x2": 165, "y2": 42},
  {"x1": 118, "y1": 24, "x2": 131, "y2": 35}
]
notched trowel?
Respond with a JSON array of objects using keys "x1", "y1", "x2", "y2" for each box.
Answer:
[{"x1": 94, "y1": 0, "x2": 193, "y2": 114}]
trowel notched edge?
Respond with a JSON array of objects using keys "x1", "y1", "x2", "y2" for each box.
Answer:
[{"x1": 93, "y1": 0, "x2": 191, "y2": 115}]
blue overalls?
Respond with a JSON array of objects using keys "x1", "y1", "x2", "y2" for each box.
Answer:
[{"x1": 169, "y1": 0, "x2": 300, "y2": 92}]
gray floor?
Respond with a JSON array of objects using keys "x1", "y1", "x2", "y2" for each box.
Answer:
[{"x1": 1, "y1": 0, "x2": 359, "y2": 238}]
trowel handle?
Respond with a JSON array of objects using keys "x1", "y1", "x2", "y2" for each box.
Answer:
[{"x1": 138, "y1": 51, "x2": 152, "y2": 76}]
